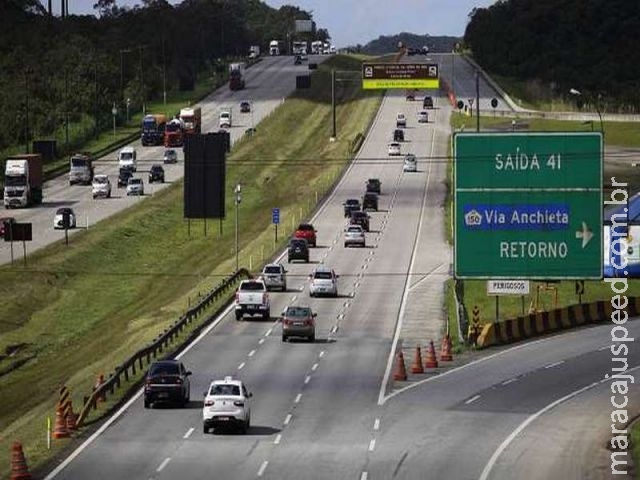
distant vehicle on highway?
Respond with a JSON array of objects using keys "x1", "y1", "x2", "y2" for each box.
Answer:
[
  {"x1": 309, "y1": 265, "x2": 339, "y2": 297},
  {"x1": 396, "y1": 113, "x2": 406, "y2": 128},
  {"x1": 126, "y1": 177, "x2": 144, "y2": 196},
  {"x1": 343, "y1": 198, "x2": 361, "y2": 217},
  {"x1": 144, "y1": 360, "x2": 191, "y2": 408},
  {"x1": 388, "y1": 142, "x2": 401, "y2": 156},
  {"x1": 69, "y1": 153, "x2": 95, "y2": 186},
  {"x1": 393, "y1": 129, "x2": 405, "y2": 142},
  {"x1": 203, "y1": 376, "x2": 252, "y2": 434},
  {"x1": 344, "y1": 224, "x2": 366, "y2": 248},
  {"x1": 362, "y1": 192, "x2": 379, "y2": 211},
  {"x1": 92, "y1": 174, "x2": 111, "y2": 199},
  {"x1": 163, "y1": 149, "x2": 178, "y2": 164},
  {"x1": 118, "y1": 146, "x2": 137, "y2": 172},
  {"x1": 240, "y1": 101, "x2": 251, "y2": 113},
  {"x1": 235, "y1": 279, "x2": 270, "y2": 320},
  {"x1": 281, "y1": 305, "x2": 316, "y2": 342},
  {"x1": 405, "y1": 90, "x2": 416, "y2": 101},
  {"x1": 288, "y1": 238, "x2": 309, "y2": 263},
  {"x1": 294, "y1": 223, "x2": 317, "y2": 247},
  {"x1": 418, "y1": 110, "x2": 429, "y2": 123},
  {"x1": 349, "y1": 211, "x2": 370, "y2": 232},
  {"x1": 53, "y1": 207, "x2": 76, "y2": 229},
  {"x1": 117, "y1": 168, "x2": 133, "y2": 188},
  {"x1": 403, "y1": 154, "x2": 417, "y2": 172},
  {"x1": 423, "y1": 96, "x2": 434, "y2": 109},
  {"x1": 261, "y1": 263, "x2": 287, "y2": 291},
  {"x1": 366, "y1": 178, "x2": 381, "y2": 194},
  {"x1": 148, "y1": 164, "x2": 165, "y2": 183}
]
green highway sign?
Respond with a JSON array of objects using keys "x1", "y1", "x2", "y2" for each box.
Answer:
[{"x1": 454, "y1": 132, "x2": 603, "y2": 279}]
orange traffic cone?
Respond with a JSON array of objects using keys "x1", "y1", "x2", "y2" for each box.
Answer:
[
  {"x1": 410, "y1": 345, "x2": 424, "y2": 374},
  {"x1": 94, "y1": 374, "x2": 106, "y2": 403},
  {"x1": 52, "y1": 406, "x2": 70, "y2": 439},
  {"x1": 393, "y1": 351, "x2": 408, "y2": 381},
  {"x1": 440, "y1": 335, "x2": 453, "y2": 362},
  {"x1": 65, "y1": 410, "x2": 78, "y2": 431},
  {"x1": 10, "y1": 442, "x2": 31, "y2": 480},
  {"x1": 424, "y1": 340, "x2": 439, "y2": 369}
]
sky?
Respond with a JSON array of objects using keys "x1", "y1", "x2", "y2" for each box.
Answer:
[{"x1": 67, "y1": 0, "x2": 498, "y2": 47}]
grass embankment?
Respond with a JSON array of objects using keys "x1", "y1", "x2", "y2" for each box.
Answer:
[
  {"x1": 632, "y1": 421, "x2": 640, "y2": 479},
  {"x1": 0, "y1": 54, "x2": 383, "y2": 476},
  {"x1": 446, "y1": 113, "x2": 640, "y2": 340}
]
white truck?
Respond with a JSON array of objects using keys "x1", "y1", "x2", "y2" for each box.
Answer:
[
  {"x1": 292, "y1": 41, "x2": 308, "y2": 55},
  {"x1": 4, "y1": 154, "x2": 43, "y2": 208},
  {"x1": 269, "y1": 40, "x2": 280, "y2": 56},
  {"x1": 235, "y1": 279, "x2": 270, "y2": 320},
  {"x1": 219, "y1": 108, "x2": 232, "y2": 128},
  {"x1": 248, "y1": 45, "x2": 260, "y2": 59},
  {"x1": 311, "y1": 40, "x2": 323, "y2": 55}
]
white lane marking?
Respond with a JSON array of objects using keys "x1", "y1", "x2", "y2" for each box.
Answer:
[
  {"x1": 183, "y1": 427, "x2": 194, "y2": 439},
  {"x1": 408, "y1": 262, "x2": 448, "y2": 292},
  {"x1": 298, "y1": 286, "x2": 304, "y2": 292},
  {"x1": 157, "y1": 457, "x2": 171, "y2": 473},
  {"x1": 248, "y1": 350, "x2": 256, "y2": 357},
  {"x1": 465, "y1": 395, "x2": 481, "y2": 405},
  {"x1": 598, "y1": 345, "x2": 609, "y2": 351},
  {"x1": 312, "y1": 363, "x2": 319, "y2": 371},
  {"x1": 304, "y1": 375, "x2": 311, "y2": 384},
  {"x1": 319, "y1": 351, "x2": 325, "y2": 358},
  {"x1": 257, "y1": 461, "x2": 269, "y2": 477},
  {"x1": 502, "y1": 378, "x2": 518, "y2": 386},
  {"x1": 373, "y1": 418, "x2": 380, "y2": 431},
  {"x1": 354, "y1": 282, "x2": 360, "y2": 288},
  {"x1": 294, "y1": 393, "x2": 302, "y2": 404},
  {"x1": 330, "y1": 325, "x2": 338, "y2": 334},
  {"x1": 274, "y1": 434, "x2": 282, "y2": 445},
  {"x1": 360, "y1": 473, "x2": 368, "y2": 480},
  {"x1": 363, "y1": 264, "x2": 368, "y2": 270},
  {"x1": 266, "y1": 328, "x2": 273, "y2": 336},
  {"x1": 284, "y1": 414, "x2": 292, "y2": 425},
  {"x1": 368, "y1": 439, "x2": 376, "y2": 452},
  {"x1": 337, "y1": 313, "x2": 344, "y2": 320},
  {"x1": 238, "y1": 362, "x2": 245, "y2": 370},
  {"x1": 258, "y1": 338, "x2": 265, "y2": 345},
  {"x1": 292, "y1": 295, "x2": 297, "y2": 302},
  {"x1": 545, "y1": 360, "x2": 565, "y2": 369}
]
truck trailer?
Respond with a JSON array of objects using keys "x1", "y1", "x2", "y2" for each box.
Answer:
[
  {"x1": 69, "y1": 152, "x2": 95, "y2": 185},
  {"x1": 269, "y1": 40, "x2": 280, "y2": 56},
  {"x1": 4, "y1": 154, "x2": 43, "y2": 208},
  {"x1": 229, "y1": 63, "x2": 246, "y2": 91},
  {"x1": 141, "y1": 113, "x2": 167, "y2": 146}
]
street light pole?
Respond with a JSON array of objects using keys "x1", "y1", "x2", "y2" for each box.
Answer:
[
  {"x1": 331, "y1": 69, "x2": 336, "y2": 139},
  {"x1": 475, "y1": 70, "x2": 480, "y2": 132},
  {"x1": 234, "y1": 183, "x2": 242, "y2": 271},
  {"x1": 24, "y1": 68, "x2": 30, "y2": 153},
  {"x1": 111, "y1": 102, "x2": 117, "y2": 137},
  {"x1": 120, "y1": 48, "x2": 131, "y2": 103}
]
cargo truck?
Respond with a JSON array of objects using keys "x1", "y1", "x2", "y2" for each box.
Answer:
[
  {"x1": 69, "y1": 152, "x2": 95, "y2": 185},
  {"x1": 248, "y1": 45, "x2": 260, "y2": 59},
  {"x1": 292, "y1": 41, "x2": 308, "y2": 55},
  {"x1": 164, "y1": 118, "x2": 184, "y2": 147},
  {"x1": 179, "y1": 107, "x2": 202, "y2": 135},
  {"x1": 4, "y1": 154, "x2": 43, "y2": 208},
  {"x1": 269, "y1": 40, "x2": 280, "y2": 56},
  {"x1": 311, "y1": 40, "x2": 323, "y2": 54},
  {"x1": 141, "y1": 113, "x2": 167, "y2": 146},
  {"x1": 229, "y1": 63, "x2": 246, "y2": 91}
]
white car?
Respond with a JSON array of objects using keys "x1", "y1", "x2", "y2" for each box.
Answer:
[
  {"x1": 203, "y1": 376, "x2": 252, "y2": 434},
  {"x1": 261, "y1": 263, "x2": 287, "y2": 291},
  {"x1": 309, "y1": 265, "x2": 339, "y2": 297},
  {"x1": 92, "y1": 175, "x2": 112, "y2": 199},
  {"x1": 396, "y1": 113, "x2": 406, "y2": 128},
  {"x1": 388, "y1": 142, "x2": 401, "y2": 156},
  {"x1": 344, "y1": 224, "x2": 366, "y2": 248},
  {"x1": 219, "y1": 111, "x2": 232, "y2": 128},
  {"x1": 163, "y1": 149, "x2": 178, "y2": 164},
  {"x1": 403, "y1": 154, "x2": 417, "y2": 172},
  {"x1": 118, "y1": 146, "x2": 137, "y2": 172},
  {"x1": 418, "y1": 110, "x2": 429, "y2": 123},
  {"x1": 126, "y1": 177, "x2": 144, "y2": 196},
  {"x1": 53, "y1": 207, "x2": 76, "y2": 229}
]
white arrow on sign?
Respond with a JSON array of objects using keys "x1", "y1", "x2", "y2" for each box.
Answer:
[{"x1": 575, "y1": 222, "x2": 593, "y2": 248}]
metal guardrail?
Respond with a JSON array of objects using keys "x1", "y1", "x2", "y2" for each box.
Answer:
[{"x1": 75, "y1": 268, "x2": 251, "y2": 427}]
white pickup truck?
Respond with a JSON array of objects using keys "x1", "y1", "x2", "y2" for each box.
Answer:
[{"x1": 235, "y1": 279, "x2": 270, "y2": 320}]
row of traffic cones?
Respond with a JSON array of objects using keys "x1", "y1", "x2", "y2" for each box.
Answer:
[
  {"x1": 10, "y1": 442, "x2": 31, "y2": 480},
  {"x1": 394, "y1": 336, "x2": 454, "y2": 381}
]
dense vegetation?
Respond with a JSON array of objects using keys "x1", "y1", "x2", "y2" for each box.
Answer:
[
  {"x1": 464, "y1": 0, "x2": 640, "y2": 111},
  {"x1": 356, "y1": 33, "x2": 459, "y2": 54},
  {"x1": 0, "y1": 0, "x2": 330, "y2": 153}
]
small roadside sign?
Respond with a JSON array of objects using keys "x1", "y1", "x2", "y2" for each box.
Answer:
[
  {"x1": 272, "y1": 208, "x2": 280, "y2": 225},
  {"x1": 486, "y1": 280, "x2": 530, "y2": 295}
]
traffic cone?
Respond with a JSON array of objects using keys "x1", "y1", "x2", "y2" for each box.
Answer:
[
  {"x1": 94, "y1": 374, "x2": 106, "y2": 403},
  {"x1": 65, "y1": 410, "x2": 78, "y2": 431},
  {"x1": 410, "y1": 345, "x2": 424, "y2": 374},
  {"x1": 52, "y1": 406, "x2": 70, "y2": 439},
  {"x1": 424, "y1": 340, "x2": 439, "y2": 369},
  {"x1": 393, "y1": 351, "x2": 408, "y2": 381},
  {"x1": 10, "y1": 441, "x2": 31, "y2": 480},
  {"x1": 440, "y1": 335, "x2": 453, "y2": 362}
]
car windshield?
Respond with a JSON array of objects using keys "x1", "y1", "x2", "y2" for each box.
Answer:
[
  {"x1": 94, "y1": 177, "x2": 107, "y2": 184},
  {"x1": 347, "y1": 226, "x2": 362, "y2": 233},
  {"x1": 120, "y1": 152, "x2": 133, "y2": 160},
  {"x1": 286, "y1": 306, "x2": 311, "y2": 317},
  {"x1": 129, "y1": 179, "x2": 141, "y2": 184},
  {"x1": 149, "y1": 363, "x2": 179, "y2": 376},
  {"x1": 346, "y1": 200, "x2": 359, "y2": 206},
  {"x1": 56, "y1": 208, "x2": 70, "y2": 214},
  {"x1": 241, "y1": 281, "x2": 264, "y2": 290},
  {"x1": 210, "y1": 384, "x2": 240, "y2": 396},
  {"x1": 151, "y1": 166, "x2": 162, "y2": 172},
  {"x1": 314, "y1": 271, "x2": 333, "y2": 279},
  {"x1": 71, "y1": 158, "x2": 88, "y2": 167},
  {"x1": 164, "y1": 150, "x2": 175, "y2": 156},
  {"x1": 264, "y1": 266, "x2": 281, "y2": 274},
  {"x1": 297, "y1": 224, "x2": 313, "y2": 231},
  {"x1": 290, "y1": 239, "x2": 306, "y2": 246}
]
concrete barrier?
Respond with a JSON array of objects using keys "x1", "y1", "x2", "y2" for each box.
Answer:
[{"x1": 476, "y1": 297, "x2": 640, "y2": 348}]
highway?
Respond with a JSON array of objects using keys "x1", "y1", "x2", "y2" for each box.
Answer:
[
  {"x1": 44, "y1": 54, "x2": 632, "y2": 480},
  {"x1": 0, "y1": 55, "x2": 320, "y2": 266}
]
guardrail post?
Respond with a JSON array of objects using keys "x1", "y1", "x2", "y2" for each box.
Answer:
[{"x1": 123, "y1": 366, "x2": 129, "y2": 382}]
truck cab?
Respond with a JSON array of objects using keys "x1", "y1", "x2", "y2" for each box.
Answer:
[
  {"x1": 118, "y1": 146, "x2": 137, "y2": 172},
  {"x1": 69, "y1": 153, "x2": 94, "y2": 185},
  {"x1": 269, "y1": 40, "x2": 280, "y2": 56},
  {"x1": 4, "y1": 154, "x2": 43, "y2": 208},
  {"x1": 219, "y1": 110, "x2": 232, "y2": 129}
]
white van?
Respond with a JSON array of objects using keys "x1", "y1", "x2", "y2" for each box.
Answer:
[
  {"x1": 118, "y1": 146, "x2": 137, "y2": 172},
  {"x1": 219, "y1": 111, "x2": 232, "y2": 128}
]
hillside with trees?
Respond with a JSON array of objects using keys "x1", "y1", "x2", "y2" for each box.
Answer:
[
  {"x1": 354, "y1": 33, "x2": 459, "y2": 54},
  {"x1": 464, "y1": 0, "x2": 640, "y2": 110},
  {"x1": 0, "y1": 0, "x2": 328, "y2": 153}
]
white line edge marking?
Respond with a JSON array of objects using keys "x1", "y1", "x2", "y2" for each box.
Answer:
[
  {"x1": 258, "y1": 338, "x2": 265, "y2": 345},
  {"x1": 478, "y1": 364, "x2": 640, "y2": 480},
  {"x1": 377, "y1": 105, "x2": 436, "y2": 406},
  {"x1": 544, "y1": 360, "x2": 564, "y2": 369},
  {"x1": 597, "y1": 345, "x2": 609, "y2": 351},
  {"x1": 368, "y1": 439, "x2": 376, "y2": 452},
  {"x1": 157, "y1": 457, "x2": 171, "y2": 473},
  {"x1": 284, "y1": 414, "x2": 292, "y2": 425},
  {"x1": 373, "y1": 418, "x2": 380, "y2": 431},
  {"x1": 238, "y1": 362, "x2": 245, "y2": 370},
  {"x1": 294, "y1": 393, "x2": 302, "y2": 403},
  {"x1": 502, "y1": 378, "x2": 518, "y2": 386},
  {"x1": 248, "y1": 350, "x2": 256, "y2": 357},
  {"x1": 465, "y1": 395, "x2": 481, "y2": 405},
  {"x1": 183, "y1": 427, "x2": 194, "y2": 439},
  {"x1": 274, "y1": 434, "x2": 282, "y2": 445},
  {"x1": 304, "y1": 375, "x2": 311, "y2": 384},
  {"x1": 257, "y1": 461, "x2": 268, "y2": 477}
]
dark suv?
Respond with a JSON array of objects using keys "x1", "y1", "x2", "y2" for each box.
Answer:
[
  {"x1": 118, "y1": 167, "x2": 133, "y2": 188},
  {"x1": 144, "y1": 360, "x2": 191, "y2": 408},
  {"x1": 423, "y1": 96, "x2": 434, "y2": 109},
  {"x1": 393, "y1": 129, "x2": 404, "y2": 142},
  {"x1": 350, "y1": 211, "x2": 370, "y2": 232},
  {"x1": 343, "y1": 198, "x2": 361, "y2": 217},
  {"x1": 366, "y1": 178, "x2": 381, "y2": 194},
  {"x1": 288, "y1": 238, "x2": 310, "y2": 263},
  {"x1": 362, "y1": 192, "x2": 378, "y2": 211},
  {"x1": 148, "y1": 164, "x2": 165, "y2": 183}
]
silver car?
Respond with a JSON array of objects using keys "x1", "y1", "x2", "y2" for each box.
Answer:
[
  {"x1": 163, "y1": 149, "x2": 178, "y2": 164},
  {"x1": 126, "y1": 177, "x2": 144, "y2": 196},
  {"x1": 344, "y1": 225, "x2": 366, "y2": 248},
  {"x1": 261, "y1": 263, "x2": 287, "y2": 291},
  {"x1": 403, "y1": 154, "x2": 417, "y2": 172},
  {"x1": 309, "y1": 265, "x2": 339, "y2": 297},
  {"x1": 92, "y1": 174, "x2": 111, "y2": 199}
]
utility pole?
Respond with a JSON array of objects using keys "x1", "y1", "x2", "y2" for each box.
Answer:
[
  {"x1": 475, "y1": 70, "x2": 480, "y2": 132},
  {"x1": 94, "y1": 64, "x2": 99, "y2": 139},
  {"x1": 234, "y1": 184, "x2": 242, "y2": 271},
  {"x1": 331, "y1": 69, "x2": 336, "y2": 139},
  {"x1": 64, "y1": 69, "x2": 69, "y2": 148},
  {"x1": 24, "y1": 68, "x2": 30, "y2": 153},
  {"x1": 139, "y1": 45, "x2": 146, "y2": 115},
  {"x1": 162, "y1": 38, "x2": 167, "y2": 107}
]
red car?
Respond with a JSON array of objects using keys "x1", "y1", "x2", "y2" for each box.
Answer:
[
  {"x1": 0, "y1": 217, "x2": 15, "y2": 238},
  {"x1": 294, "y1": 223, "x2": 317, "y2": 248}
]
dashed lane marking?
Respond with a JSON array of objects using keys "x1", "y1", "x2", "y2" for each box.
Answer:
[
  {"x1": 294, "y1": 393, "x2": 302, "y2": 404},
  {"x1": 257, "y1": 461, "x2": 268, "y2": 477},
  {"x1": 305, "y1": 376, "x2": 311, "y2": 384},
  {"x1": 248, "y1": 350, "x2": 256, "y2": 357},
  {"x1": 373, "y1": 418, "x2": 380, "y2": 431},
  {"x1": 368, "y1": 439, "x2": 376, "y2": 452},
  {"x1": 156, "y1": 457, "x2": 171, "y2": 473},
  {"x1": 238, "y1": 362, "x2": 245, "y2": 370},
  {"x1": 274, "y1": 434, "x2": 282, "y2": 445},
  {"x1": 284, "y1": 414, "x2": 292, "y2": 425},
  {"x1": 312, "y1": 363, "x2": 319, "y2": 371},
  {"x1": 545, "y1": 361, "x2": 565, "y2": 369},
  {"x1": 465, "y1": 395, "x2": 481, "y2": 405},
  {"x1": 501, "y1": 378, "x2": 518, "y2": 386},
  {"x1": 183, "y1": 427, "x2": 194, "y2": 439}
]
